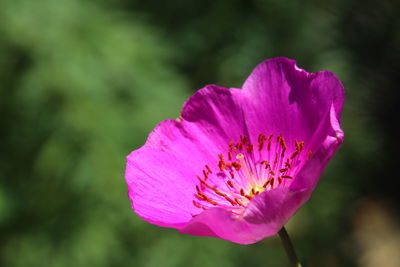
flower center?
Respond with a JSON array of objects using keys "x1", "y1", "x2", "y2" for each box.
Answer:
[{"x1": 192, "y1": 133, "x2": 312, "y2": 215}]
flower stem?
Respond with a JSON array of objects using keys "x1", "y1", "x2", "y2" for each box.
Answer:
[{"x1": 278, "y1": 227, "x2": 303, "y2": 267}]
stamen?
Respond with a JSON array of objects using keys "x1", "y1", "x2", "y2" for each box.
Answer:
[
  {"x1": 240, "y1": 188, "x2": 245, "y2": 196},
  {"x1": 231, "y1": 162, "x2": 241, "y2": 171},
  {"x1": 290, "y1": 151, "x2": 299, "y2": 159},
  {"x1": 192, "y1": 133, "x2": 309, "y2": 215},
  {"x1": 235, "y1": 198, "x2": 244, "y2": 206},
  {"x1": 206, "y1": 198, "x2": 218, "y2": 206},
  {"x1": 205, "y1": 165, "x2": 212, "y2": 174},
  {"x1": 192, "y1": 200, "x2": 206, "y2": 210},
  {"x1": 224, "y1": 196, "x2": 237, "y2": 206},
  {"x1": 247, "y1": 144, "x2": 253, "y2": 153},
  {"x1": 274, "y1": 152, "x2": 279, "y2": 164},
  {"x1": 259, "y1": 141, "x2": 264, "y2": 151},
  {"x1": 213, "y1": 188, "x2": 227, "y2": 197}
]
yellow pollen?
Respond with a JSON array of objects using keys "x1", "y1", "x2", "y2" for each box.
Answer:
[{"x1": 250, "y1": 186, "x2": 265, "y2": 197}]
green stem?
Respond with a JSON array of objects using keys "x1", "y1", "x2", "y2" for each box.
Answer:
[{"x1": 278, "y1": 227, "x2": 303, "y2": 267}]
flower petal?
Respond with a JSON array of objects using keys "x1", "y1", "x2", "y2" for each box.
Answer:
[
  {"x1": 126, "y1": 85, "x2": 251, "y2": 227},
  {"x1": 179, "y1": 187, "x2": 309, "y2": 244},
  {"x1": 180, "y1": 84, "x2": 249, "y2": 150},
  {"x1": 290, "y1": 103, "x2": 344, "y2": 191},
  {"x1": 241, "y1": 57, "x2": 344, "y2": 149},
  {"x1": 145, "y1": 85, "x2": 249, "y2": 185},
  {"x1": 126, "y1": 146, "x2": 199, "y2": 228}
]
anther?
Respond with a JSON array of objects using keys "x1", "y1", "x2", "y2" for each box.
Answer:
[
  {"x1": 212, "y1": 188, "x2": 227, "y2": 197},
  {"x1": 299, "y1": 141, "x2": 304, "y2": 150},
  {"x1": 247, "y1": 144, "x2": 254, "y2": 153},
  {"x1": 227, "y1": 180, "x2": 234, "y2": 188},
  {"x1": 251, "y1": 188, "x2": 261, "y2": 196},
  {"x1": 206, "y1": 198, "x2": 219, "y2": 206},
  {"x1": 258, "y1": 141, "x2": 264, "y2": 151},
  {"x1": 274, "y1": 152, "x2": 279, "y2": 164},
  {"x1": 196, "y1": 185, "x2": 201, "y2": 193},
  {"x1": 235, "y1": 198, "x2": 244, "y2": 206},
  {"x1": 205, "y1": 165, "x2": 212, "y2": 174},
  {"x1": 257, "y1": 134, "x2": 263, "y2": 143},
  {"x1": 231, "y1": 162, "x2": 241, "y2": 171},
  {"x1": 241, "y1": 135, "x2": 247, "y2": 144},
  {"x1": 192, "y1": 200, "x2": 204, "y2": 209},
  {"x1": 200, "y1": 183, "x2": 206, "y2": 190},
  {"x1": 285, "y1": 159, "x2": 291, "y2": 168},
  {"x1": 240, "y1": 188, "x2": 245, "y2": 196},
  {"x1": 290, "y1": 151, "x2": 299, "y2": 159},
  {"x1": 280, "y1": 137, "x2": 287, "y2": 150},
  {"x1": 195, "y1": 193, "x2": 207, "y2": 201},
  {"x1": 229, "y1": 140, "x2": 234, "y2": 148},
  {"x1": 218, "y1": 161, "x2": 226, "y2": 171},
  {"x1": 224, "y1": 196, "x2": 237, "y2": 206},
  {"x1": 238, "y1": 142, "x2": 243, "y2": 151}
]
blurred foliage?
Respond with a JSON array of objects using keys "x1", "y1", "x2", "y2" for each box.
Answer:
[{"x1": 1, "y1": 0, "x2": 399, "y2": 266}]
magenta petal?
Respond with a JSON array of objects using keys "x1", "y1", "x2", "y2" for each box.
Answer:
[
  {"x1": 290, "y1": 104, "x2": 344, "y2": 191},
  {"x1": 241, "y1": 57, "x2": 344, "y2": 191},
  {"x1": 126, "y1": 146, "x2": 199, "y2": 228},
  {"x1": 146, "y1": 85, "x2": 248, "y2": 165},
  {"x1": 145, "y1": 85, "x2": 249, "y2": 186},
  {"x1": 180, "y1": 84, "x2": 248, "y2": 147},
  {"x1": 126, "y1": 85, "x2": 250, "y2": 227},
  {"x1": 242, "y1": 57, "x2": 344, "y2": 146},
  {"x1": 180, "y1": 187, "x2": 309, "y2": 244}
]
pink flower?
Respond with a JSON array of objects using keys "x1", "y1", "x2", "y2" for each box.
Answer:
[{"x1": 125, "y1": 57, "x2": 344, "y2": 244}]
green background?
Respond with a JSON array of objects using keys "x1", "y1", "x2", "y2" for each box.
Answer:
[{"x1": 1, "y1": 0, "x2": 399, "y2": 266}]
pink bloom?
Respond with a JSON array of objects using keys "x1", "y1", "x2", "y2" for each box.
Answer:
[{"x1": 125, "y1": 57, "x2": 344, "y2": 244}]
